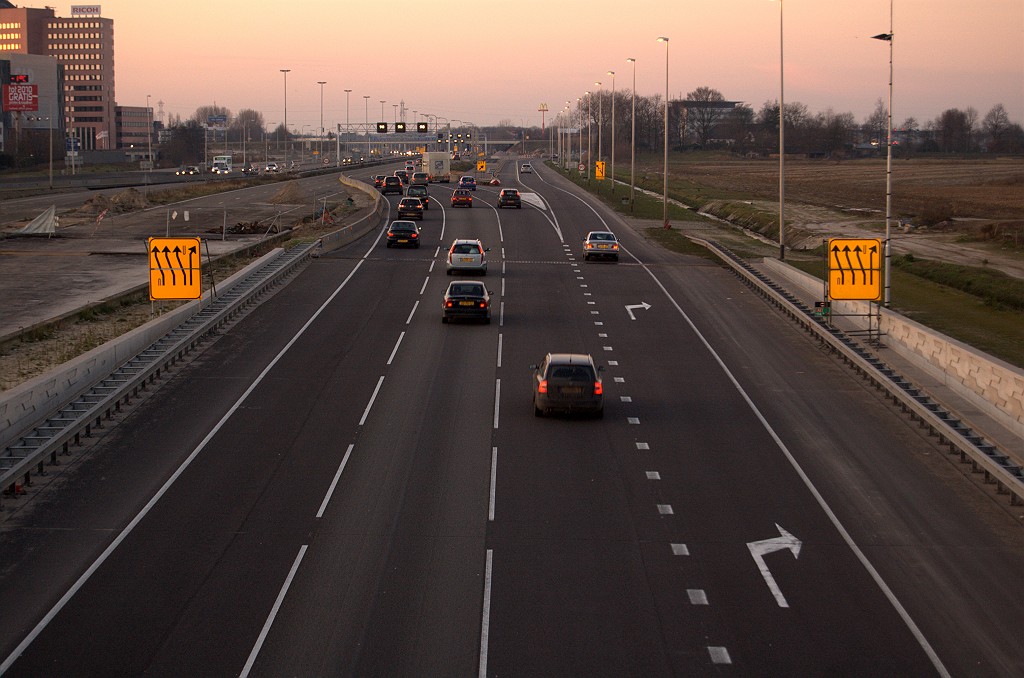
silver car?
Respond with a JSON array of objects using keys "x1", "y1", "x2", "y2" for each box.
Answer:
[{"x1": 446, "y1": 239, "x2": 489, "y2": 275}]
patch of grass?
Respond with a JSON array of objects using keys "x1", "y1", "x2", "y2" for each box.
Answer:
[
  {"x1": 642, "y1": 227, "x2": 720, "y2": 260},
  {"x1": 893, "y1": 254, "x2": 1024, "y2": 311},
  {"x1": 789, "y1": 257, "x2": 1024, "y2": 367},
  {"x1": 547, "y1": 163, "x2": 701, "y2": 223}
]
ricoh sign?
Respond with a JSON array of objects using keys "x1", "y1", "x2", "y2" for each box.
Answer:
[{"x1": 71, "y1": 5, "x2": 102, "y2": 17}]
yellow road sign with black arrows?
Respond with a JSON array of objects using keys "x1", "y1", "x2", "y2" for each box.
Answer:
[
  {"x1": 828, "y1": 238, "x2": 882, "y2": 301},
  {"x1": 148, "y1": 237, "x2": 202, "y2": 300},
  {"x1": 477, "y1": 160, "x2": 487, "y2": 172},
  {"x1": 595, "y1": 161, "x2": 606, "y2": 180}
]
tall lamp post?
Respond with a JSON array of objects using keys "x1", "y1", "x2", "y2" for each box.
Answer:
[
  {"x1": 873, "y1": 4, "x2": 894, "y2": 307},
  {"x1": 627, "y1": 58, "x2": 636, "y2": 210},
  {"x1": 586, "y1": 90, "x2": 592, "y2": 181},
  {"x1": 280, "y1": 69, "x2": 290, "y2": 167},
  {"x1": 771, "y1": 0, "x2": 786, "y2": 259},
  {"x1": 607, "y1": 70, "x2": 616, "y2": 193},
  {"x1": 595, "y1": 81, "x2": 602, "y2": 167},
  {"x1": 363, "y1": 95, "x2": 370, "y2": 158},
  {"x1": 145, "y1": 93, "x2": 152, "y2": 172},
  {"x1": 658, "y1": 37, "x2": 670, "y2": 229},
  {"x1": 577, "y1": 97, "x2": 583, "y2": 168},
  {"x1": 317, "y1": 80, "x2": 327, "y2": 163}
]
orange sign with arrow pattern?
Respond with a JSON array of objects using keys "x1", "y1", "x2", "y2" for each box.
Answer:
[
  {"x1": 828, "y1": 238, "x2": 882, "y2": 301},
  {"x1": 148, "y1": 237, "x2": 202, "y2": 300}
]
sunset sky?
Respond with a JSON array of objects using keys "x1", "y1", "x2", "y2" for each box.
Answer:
[{"x1": 76, "y1": 0, "x2": 1024, "y2": 130}]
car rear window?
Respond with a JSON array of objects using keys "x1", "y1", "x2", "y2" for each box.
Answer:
[
  {"x1": 451, "y1": 284, "x2": 483, "y2": 296},
  {"x1": 549, "y1": 365, "x2": 595, "y2": 381},
  {"x1": 453, "y1": 244, "x2": 479, "y2": 254}
]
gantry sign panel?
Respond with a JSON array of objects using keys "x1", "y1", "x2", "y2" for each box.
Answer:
[
  {"x1": 148, "y1": 237, "x2": 202, "y2": 300},
  {"x1": 828, "y1": 238, "x2": 882, "y2": 301}
]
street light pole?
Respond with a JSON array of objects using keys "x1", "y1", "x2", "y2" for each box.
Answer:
[
  {"x1": 343, "y1": 89, "x2": 352, "y2": 166},
  {"x1": 658, "y1": 37, "x2": 670, "y2": 229},
  {"x1": 280, "y1": 69, "x2": 290, "y2": 167},
  {"x1": 773, "y1": 0, "x2": 786, "y2": 259},
  {"x1": 363, "y1": 95, "x2": 370, "y2": 158},
  {"x1": 873, "y1": 2, "x2": 895, "y2": 306},
  {"x1": 608, "y1": 70, "x2": 616, "y2": 193},
  {"x1": 317, "y1": 80, "x2": 327, "y2": 163},
  {"x1": 146, "y1": 93, "x2": 152, "y2": 172},
  {"x1": 627, "y1": 58, "x2": 636, "y2": 210},
  {"x1": 595, "y1": 81, "x2": 602, "y2": 169},
  {"x1": 586, "y1": 91, "x2": 592, "y2": 181}
]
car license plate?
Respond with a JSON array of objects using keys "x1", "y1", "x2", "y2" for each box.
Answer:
[
  {"x1": 460, "y1": 257, "x2": 473, "y2": 262},
  {"x1": 459, "y1": 300, "x2": 475, "y2": 307},
  {"x1": 398, "y1": 239, "x2": 408, "y2": 243},
  {"x1": 560, "y1": 387, "x2": 583, "y2": 395},
  {"x1": 597, "y1": 244, "x2": 609, "y2": 249}
]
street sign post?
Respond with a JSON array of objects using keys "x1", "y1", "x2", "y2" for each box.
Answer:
[
  {"x1": 828, "y1": 238, "x2": 883, "y2": 301},
  {"x1": 476, "y1": 160, "x2": 487, "y2": 172},
  {"x1": 148, "y1": 237, "x2": 202, "y2": 300},
  {"x1": 595, "y1": 161, "x2": 606, "y2": 180}
]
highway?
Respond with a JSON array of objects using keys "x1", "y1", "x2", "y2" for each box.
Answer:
[{"x1": 1, "y1": 159, "x2": 1023, "y2": 676}]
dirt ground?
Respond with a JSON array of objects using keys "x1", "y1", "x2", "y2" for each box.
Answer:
[{"x1": 0, "y1": 185, "x2": 374, "y2": 391}]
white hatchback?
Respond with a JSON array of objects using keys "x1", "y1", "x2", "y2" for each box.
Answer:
[
  {"x1": 446, "y1": 239, "x2": 490, "y2": 275},
  {"x1": 521, "y1": 163, "x2": 533, "y2": 173}
]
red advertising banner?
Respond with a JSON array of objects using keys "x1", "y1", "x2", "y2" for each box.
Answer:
[{"x1": 3, "y1": 84, "x2": 39, "y2": 112}]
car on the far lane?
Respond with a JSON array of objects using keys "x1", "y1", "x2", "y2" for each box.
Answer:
[
  {"x1": 497, "y1": 188, "x2": 522, "y2": 209},
  {"x1": 406, "y1": 184, "x2": 431, "y2": 209},
  {"x1": 175, "y1": 165, "x2": 199, "y2": 176},
  {"x1": 458, "y1": 175, "x2": 477, "y2": 191},
  {"x1": 451, "y1": 188, "x2": 473, "y2": 208},
  {"x1": 520, "y1": 163, "x2": 533, "y2": 174}
]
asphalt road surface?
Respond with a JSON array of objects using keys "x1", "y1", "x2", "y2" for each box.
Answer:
[{"x1": 1, "y1": 160, "x2": 1022, "y2": 676}]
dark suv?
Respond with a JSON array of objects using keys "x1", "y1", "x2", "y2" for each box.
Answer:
[
  {"x1": 497, "y1": 188, "x2": 522, "y2": 209},
  {"x1": 531, "y1": 353, "x2": 604, "y2": 418},
  {"x1": 381, "y1": 176, "x2": 403, "y2": 195}
]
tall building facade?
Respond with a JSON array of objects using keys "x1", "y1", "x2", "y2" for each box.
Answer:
[{"x1": 0, "y1": 3, "x2": 117, "y2": 152}]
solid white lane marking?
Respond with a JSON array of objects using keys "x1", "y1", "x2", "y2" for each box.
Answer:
[
  {"x1": 359, "y1": 376, "x2": 385, "y2": 426},
  {"x1": 317, "y1": 444, "x2": 355, "y2": 518},
  {"x1": 672, "y1": 544, "x2": 690, "y2": 556},
  {"x1": 419, "y1": 277, "x2": 429, "y2": 295},
  {"x1": 496, "y1": 334, "x2": 503, "y2": 368},
  {"x1": 628, "y1": 417, "x2": 640, "y2": 424},
  {"x1": 493, "y1": 379, "x2": 501, "y2": 429},
  {"x1": 405, "y1": 300, "x2": 419, "y2": 325},
  {"x1": 387, "y1": 331, "x2": 405, "y2": 365},
  {"x1": 708, "y1": 647, "x2": 732, "y2": 665},
  {"x1": 636, "y1": 442, "x2": 649, "y2": 450},
  {"x1": 646, "y1": 471, "x2": 661, "y2": 480},
  {"x1": 688, "y1": 590, "x2": 709, "y2": 606},
  {"x1": 240, "y1": 545, "x2": 309, "y2": 678},
  {"x1": 658, "y1": 504, "x2": 674, "y2": 515},
  {"x1": 478, "y1": 549, "x2": 494, "y2": 678},
  {"x1": 489, "y1": 447, "x2": 498, "y2": 521}
]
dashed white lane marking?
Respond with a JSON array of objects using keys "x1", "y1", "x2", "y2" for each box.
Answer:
[
  {"x1": 594, "y1": 321, "x2": 603, "y2": 326},
  {"x1": 688, "y1": 590, "x2": 709, "y2": 606},
  {"x1": 672, "y1": 544, "x2": 690, "y2": 556},
  {"x1": 387, "y1": 332, "x2": 405, "y2": 365},
  {"x1": 499, "y1": 301, "x2": 505, "y2": 327},
  {"x1": 620, "y1": 396, "x2": 632, "y2": 402},
  {"x1": 584, "y1": 293, "x2": 593, "y2": 297},
  {"x1": 708, "y1": 647, "x2": 732, "y2": 665},
  {"x1": 646, "y1": 471, "x2": 661, "y2": 480},
  {"x1": 429, "y1": 260, "x2": 436, "y2": 272},
  {"x1": 488, "y1": 447, "x2": 498, "y2": 521},
  {"x1": 501, "y1": 278, "x2": 506, "y2": 296},
  {"x1": 577, "y1": 276, "x2": 584, "y2": 280},
  {"x1": 420, "y1": 277, "x2": 429, "y2": 295},
  {"x1": 317, "y1": 444, "x2": 356, "y2": 518},
  {"x1": 580, "y1": 284, "x2": 589, "y2": 288},
  {"x1": 628, "y1": 417, "x2": 640, "y2": 425},
  {"x1": 658, "y1": 504, "x2": 674, "y2": 515},
  {"x1": 636, "y1": 442, "x2": 649, "y2": 450},
  {"x1": 590, "y1": 311, "x2": 600, "y2": 315},
  {"x1": 406, "y1": 300, "x2": 419, "y2": 325},
  {"x1": 603, "y1": 346, "x2": 613, "y2": 351},
  {"x1": 478, "y1": 549, "x2": 494, "y2": 678},
  {"x1": 496, "y1": 334, "x2": 503, "y2": 368},
  {"x1": 240, "y1": 545, "x2": 309, "y2": 678},
  {"x1": 493, "y1": 379, "x2": 501, "y2": 429},
  {"x1": 614, "y1": 377, "x2": 625, "y2": 383},
  {"x1": 599, "y1": 333, "x2": 608, "y2": 337},
  {"x1": 608, "y1": 360, "x2": 618, "y2": 366},
  {"x1": 359, "y1": 376, "x2": 386, "y2": 426}
]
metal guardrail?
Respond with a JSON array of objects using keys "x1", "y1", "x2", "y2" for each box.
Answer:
[
  {"x1": 704, "y1": 240, "x2": 1024, "y2": 506},
  {"x1": 0, "y1": 242, "x2": 318, "y2": 501}
]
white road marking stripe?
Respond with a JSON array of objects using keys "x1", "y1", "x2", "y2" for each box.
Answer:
[
  {"x1": 317, "y1": 444, "x2": 355, "y2": 518},
  {"x1": 620, "y1": 396, "x2": 632, "y2": 402},
  {"x1": 478, "y1": 549, "x2": 494, "y2": 678},
  {"x1": 501, "y1": 277, "x2": 506, "y2": 297},
  {"x1": 496, "y1": 334, "x2": 503, "y2": 368},
  {"x1": 240, "y1": 545, "x2": 309, "y2": 677},
  {"x1": 688, "y1": 590, "x2": 709, "y2": 605},
  {"x1": 387, "y1": 331, "x2": 405, "y2": 366},
  {"x1": 636, "y1": 442, "x2": 649, "y2": 449},
  {"x1": 614, "y1": 377, "x2": 625, "y2": 383},
  {"x1": 420, "y1": 277, "x2": 429, "y2": 295},
  {"x1": 628, "y1": 417, "x2": 640, "y2": 424},
  {"x1": 646, "y1": 471, "x2": 661, "y2": 480},
  {"x1": 708, "y1": 647, "x2": 732, "y2": 665},
  {"x1": 489, "y1": 447, "x2": 498, "y2": 521},
  {"x1": 493, "y1": 379, "x2": 501, "y2": 429},
  {"x1": 608, "y1": 360, "x2": 618, "y2": 365},
  {"x1": 671, "y1": 544, "x2": 690, "y2": 556},
  {"x1": 406, "y1": 300, "x2": 419, "y2": 325},
  {"x1": 429, "y1": 259, "x2": 436, "y2": 272},
  {"x1": 500, "y1": 301, "x2": 505, "y2": 327},
  {"x1": 658, "y1": 504, "x2": 674, "y2": 515},
  {"x1": 359, "y1": 376, "x2": 385, "y2": 426}
]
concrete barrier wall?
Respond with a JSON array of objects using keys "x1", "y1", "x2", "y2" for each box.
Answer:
[
  {"x1": 761, "y1": 258, "x2": 1024, "y2": 439},
  {"x1": 0, "y1": 249, "x2": 284, "y2": 450},
  {"x1": 319, "y1": 176, "x2": 387, "y2": 253}
]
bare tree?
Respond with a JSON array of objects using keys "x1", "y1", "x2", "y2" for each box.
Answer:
[
  {"x1": 983, "y1": 103, "x2": 1012, "y2": 151},
  {"x1": 189, "y1": 104, "x2": 232, "y2": 128},
  {"x1": 964, "y1": 106, "x2": 979, "y2": 151},
  {"x1": 685, "y1": 86, "x2": 727, "y2": 148},
  {"x1": 936, "y1": 108, "x2": 970, "y2": 152},
  {"x1": 864, "y1": 98, "x2": 888, "y2": 146},
  {"x1": 232, "y1": 109, "x2": 265, "y2": 143}
]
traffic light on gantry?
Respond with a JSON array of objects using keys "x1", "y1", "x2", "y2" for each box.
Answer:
[{"x1": 376, "y1": 122, "x2": 388, "y2": 133}]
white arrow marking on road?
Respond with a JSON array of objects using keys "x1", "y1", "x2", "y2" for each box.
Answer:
[
  {"x1": 625, "y1": 302, "x2": 652, "y2": 320},
  {"x1": 747, "y1": 524, "x2": 802, "y2": 608}
]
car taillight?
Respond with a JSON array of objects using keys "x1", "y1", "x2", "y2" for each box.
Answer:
[
  {"x1": 478, "y1": 301, "x2": 488, "y2": 308},
  {"x1": 445, "y1": 300, "x2": 453, "y2": 308},
  {"x1": 410, "y1": 233, "x2": 418, "y2": 238},
  {"x1": 611, "y1": 244, "x2": 619, "y2": 250},
  {"x1": 594, "y1": 381, "x2": 603, "y2": 395},
  {"x1": 387, "y1": 231, "x2": 394, "y2": 237},
  {"x1": 538, "y1": 379, "x2": 548, "y2": 394},
  {"x1": 585, "y1": 243, "x2": 594, "y2": 249}
]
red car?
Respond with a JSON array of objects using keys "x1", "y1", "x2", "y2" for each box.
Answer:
[{"x1": 451, "y1": 189, "x2": 473, "y2": 207}]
